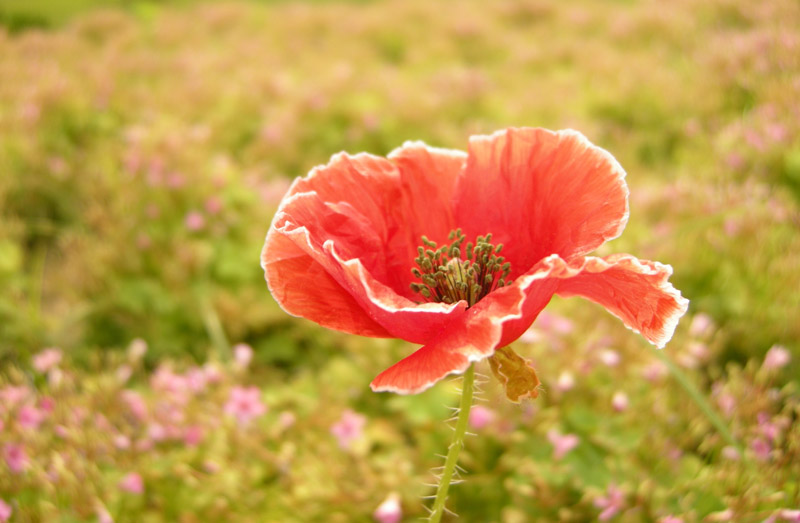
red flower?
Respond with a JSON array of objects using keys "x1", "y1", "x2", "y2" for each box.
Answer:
[{"x1": 261, "y1": 127, "x2": 688, "y2": 395}]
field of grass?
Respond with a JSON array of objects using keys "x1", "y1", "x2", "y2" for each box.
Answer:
[{"x1": 0, "y1": 0, "x2": 799, "y2": 521}]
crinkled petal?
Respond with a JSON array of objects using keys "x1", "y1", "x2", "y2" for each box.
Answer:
[
  {"x1": 262, "y1": 149, "x2": 471, "y2": 343},
  {"x1": 554, "y1": 254, "x2": 689, "y2": 348},
  {"x1": 371, "y1": 271, "x2": 559, "y2": 394},
  {"x1": 455, "y1": 127, "x2": 629, "y2": 276},
  {"x1": 370, "y1": 252, "x2": 688, "y2": 393},
  {"x1": 262, "y1": 227, "x2": 390, "y2": 337}
]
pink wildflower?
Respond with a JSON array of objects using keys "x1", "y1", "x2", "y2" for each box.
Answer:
[
  {"x1": 184, "y1": 211, "x2": 206, "y2": 231},
  {"x1": 595, "y1": 484, "x2": 626, "y2": 521},
  {"x1": 689, "y1": 313, "x2": 714, "y2": 337},
  {"x1": 224, "y1": 386, "x2": 267, "y2": 426},
  {"x1": 96, "y1": 506, "x2": 114, "y2": 523},
  {"x1": 547, "y1": 429, "x2": 580, "y2": 460},
  {"x1": 121, "y1": 390, "x2": 148, "y2": 422},
  {"x1": 3, "y1": 443, "x2": 29, "y2": 473},
  {"x1": 556, "y1": 371, "x2": 575, "y2": 392},
  {"x1": 612, "y1": 391, "x2": 629, "y2": 412},
  {"x1": 642, "y1": 361, "x2": 668, "y2": 383},
  {"x1": 113, "y1": 434, "x2": 131, "y2": 450},
  {"x1": 279, "y1": 411, "x2": 297, "y2": 429},
  {"x1": 233, "y1": 343, "x2": 254, "y2": 369},
  {"x1": 119, "y1": 472, "x2": 144, "y2": 494},
  {"x1": 0, "y1": 386, "x2": 30, "y2": 409},
  {"x1": 468, "y1": 405, "x2": 496, "y2": 430},
  {"x1": 599, "y1": 349, "x2": 621, "y2": 367},
  {"x1": 763, "y1": 345, "x2": 791, "y2": 371},
  {"x1": 183, "y1": 425, "x2": 205, "y2": 447},
  {"x1": 32, "y1": 348, "x2": 63, "y2": 373},
  {"x1": 205, "y1": 196, "x2": 223, "y2": 214},
  {"x1": 721, "y1": 446, "x2": 740, "y2": 461},
  {"x1": 373, "y1": 493, "x2": 402, "y2": 523},
  {"x1": 17, "y1": 405, "x2": 47, "y2": 430},
  {"x1": 128, "y1": 338, "x2": 148, "y2": 361},
  {"x1": 203, "y1": 362, "x2": 223, "y2": 384},
  {"x1": 778, "y1": 510, "x2": 800, "y2": 522},
  {"x1": 330, "y1": 409, "x2": 366, "y2": 450},
  {"x1": 0, "y1": 499, "x2": 12, "y2": 522},
  {"x1": 758, "y1": 412, "x2": 781, "y2": 441},
  {"x1": 751, "y1": 438, "x2": 771, "y2": 461}
]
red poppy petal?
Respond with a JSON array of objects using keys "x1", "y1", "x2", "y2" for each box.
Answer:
[
  {"x1": 370, "y1": 251, "x2": 688, "y2": 393},
  {"x1": 553, "y1": 254, "x2": 689, "y2": 348},
  {"x1": 369, "y1": 343, "x2": 470, "y2": 395},
  {"x1": 383, "y1": 142, "x2": 467, "y2": 293},
  {"x1": 262, "y1": 225, "x2": 391, "y2": 337},
  {"x1": 455, "y1": 127, "x2": 629, "y2": 275},
  {"x1": 267, "y1": 186, "x2": 468, "y2": 345},
  {"x1": 371, "y1": 274, "x2": 558, "y2": 394}
]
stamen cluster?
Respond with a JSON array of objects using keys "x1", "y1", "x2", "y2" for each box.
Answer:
[{"x1": 410, "y1": 229, "x2": 511, "y2": 307}]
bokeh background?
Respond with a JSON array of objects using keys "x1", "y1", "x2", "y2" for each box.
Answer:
[{"x1": 0, "y1": 0, "x2": 798, "y2": 521}]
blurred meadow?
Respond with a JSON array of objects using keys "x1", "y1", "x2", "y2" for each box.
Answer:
[{"x1": 1, "y1": 0, "x2": 799, "y2": 521}]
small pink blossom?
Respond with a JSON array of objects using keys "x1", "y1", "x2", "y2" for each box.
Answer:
[
  {"x1": 758, "y1": 412, "x2": 781, "y2": 442},
  {"x1": 32, "y1": 348, "x2": 62, "y2": 373},
  {"x1": 119, "y1": 472, "x2": 144, "y2": 494},
  {"x1": 721, "y1": 446, "x2": 740, "y2": 461},
  {"x1": 121, "y1": 390, "x2": 148, "y2": 421},
  {"x1": 716, "y1": 391, "x2": 736, "y2": 418},
  {"x1": 39, "y1": 396, "x2": 55, "y2": 413},
  {"x1": 612, "y1": 391, "x2": 629, "y2": 412},
  {"x1": 556, "y1": 371, "x2": 575, "y2": 392},
  {"x1": 751, "y1": 437, "x2": 771, "y2": 461},
  {"x1": 224, "y1": 386, "x2": 267, "y2": 426},
  {"x1": 96, "y1": 506, "x2": 114, "y2": 523},
  {"x1": 148, "y1": 423, "x2": 168, "y2": 442},
  {"x1": 642, "y1": 361, "x2": 668, "y2": 383},
  {"x1": 114, "y1": 434, "x2": 131, "y2": 450},
  {"x1": 233, "y1": 343, "x2": 254, "y2": 369},
  {"x1": 595, "y1": 484, "x2": 625, "y2": 521},
  {"x1": 128, "y1": 338, "x2": 148, "y2": 361},
  {"x1": 330, "y1": 409, "x2": 366, "y2": 450},
  {"x1": 184, "y1": 211, "x2": 206, "y2": 231},
  {"x1": 763, "y1": 345, "x2": 791, "y2": 371},
  {"x1": 689, "y1": 313, "x2": 714, "y2": 337},
  {"x1": 17, "y1": 405, "x2": 47, "y2": 430},
  {"x1": 203, "y1": 362, "x2": 223, "y2": 384},
  {"x1": 373, "y1": 492, "x2": 402, "y2": 523},
  {"x1": 183, "y1": 425, "x2": 205, "y2": 447},
  {"x1": 547, "y1": 429, "x2": 580, "y2": 460},
  {"x1": 116, "y1": 365, "x2": 133, "y2": 383},
  {"x1": 279, "y1": 411, "x2": 297, "y2": 429},
  {"x1": 4, "y1": 443, "x2": 29, "y2": 473},
  {"x1": 599, "y1": 349, "x2": 621, "y2": 367},
  {"x1": 205, "y1": 196, "x2": 223, "y2": 214},
  {"x1": 469, "y1": 405, "x2": 496, "y2": 430},
  {"x1": 778, "y1": 509, "x2": 800, "y2": 522},
  {"x1": 185, "y1": 367, "x2": 208, "y2": 393},
  {"x1": 0, "y1": 499, "x2": 12, "y2": 522}
]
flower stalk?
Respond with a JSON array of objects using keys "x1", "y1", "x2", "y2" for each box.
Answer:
[{"x1": 429, "y1": 363, "x2": 475, "y2": 522}]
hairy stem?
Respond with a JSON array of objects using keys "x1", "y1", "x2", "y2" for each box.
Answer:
[{"x1": 429, "y1": 363, "x2": 475, "y2": 522}]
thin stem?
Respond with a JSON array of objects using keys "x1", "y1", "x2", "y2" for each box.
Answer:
[
  {"x1": 429, "y1": 363, "x2": 475, "y2": 522},
  {"x1": 653, "y1": 348, "x2": 742, "y2": 453}
]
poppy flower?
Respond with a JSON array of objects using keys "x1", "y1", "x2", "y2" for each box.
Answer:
[{"x1": 261, "y1": 127, "x2": 688, "y2": 395}]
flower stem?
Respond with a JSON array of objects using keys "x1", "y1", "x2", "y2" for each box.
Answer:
[
  {"x1": 653, "y1": 348, "x2": 742, "y2": 453},
  {"x1": 429, "y1": 363, "x2": 475, "y2": 523}
]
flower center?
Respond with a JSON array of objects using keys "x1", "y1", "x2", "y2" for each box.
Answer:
[{"x1": 410, "y1": 228, "x2": 511, "y2": 307}]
